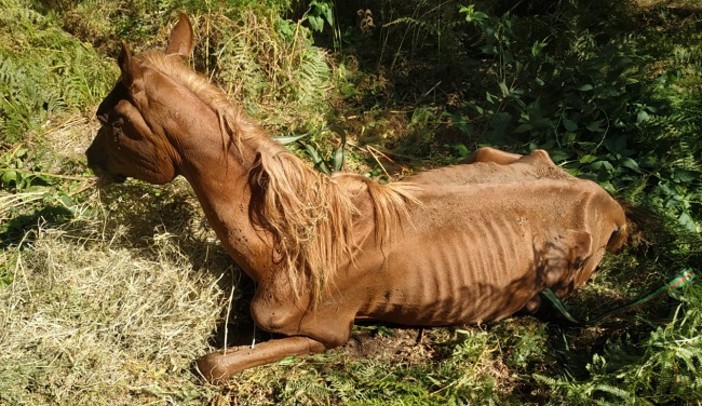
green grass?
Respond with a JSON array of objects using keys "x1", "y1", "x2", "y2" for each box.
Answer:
[{"x1": 1, "y1": 0, "x2": 701, "y2": 404}]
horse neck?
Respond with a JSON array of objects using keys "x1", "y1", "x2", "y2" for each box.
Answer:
[{"x1": 172, "y1": 110, "x2": 282, "y2": 281}]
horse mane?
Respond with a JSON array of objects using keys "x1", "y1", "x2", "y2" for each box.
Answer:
[
  {"x1": 137, "y1": 50, "x2": 417, "y2": 307},
  {"x1": 248, "y1": 148, "x2": 417, "y2": 307},
  {"x1": 138, "y1": 51, "x2": 262, "y2": 151}
]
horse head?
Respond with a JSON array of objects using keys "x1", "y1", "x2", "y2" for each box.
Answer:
[{"x1": 86, "y1": 14, "x2": 194, "y2": 184}]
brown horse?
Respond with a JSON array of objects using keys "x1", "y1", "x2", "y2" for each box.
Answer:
[{"x1": 86, "y1": 14, "x2": 628, "y2": 384}]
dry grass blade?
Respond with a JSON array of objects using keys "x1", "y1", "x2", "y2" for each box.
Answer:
[
  {"x1": 0, "y1": 191, "x2": 46, "y2": 220},
  {"x1": 363, "y1": 145, "x2": 394, "y2": 179}
]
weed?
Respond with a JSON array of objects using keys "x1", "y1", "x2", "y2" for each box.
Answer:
[{"x1": 537, "y1": 284, "x2": 702, "y2": 403}]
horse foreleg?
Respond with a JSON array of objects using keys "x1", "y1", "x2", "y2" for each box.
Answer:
[
  {"x1": 196, "y1": 336, "x2": 327, "y2": 384},
  {"x1": 464, "y1": 147, "x2": 523, "y2": 165}
]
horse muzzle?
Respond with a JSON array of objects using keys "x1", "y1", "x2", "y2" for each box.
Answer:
[{"x1": 86, "y1": 144, "x2": 127, "y2": 184}]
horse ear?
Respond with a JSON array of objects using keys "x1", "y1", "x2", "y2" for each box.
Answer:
[
  {"x1": 118, "y1": 41, "x2": 143, "y2": 92},
  {"x1": 166, "y1": 13, "x2": 193, "y2": 58}
]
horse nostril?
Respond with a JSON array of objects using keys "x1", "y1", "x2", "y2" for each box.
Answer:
[
  {"x1": 86, "y1": 144, "x2": 106, "y2": 173},
  {"x1": 86, "y1": 159, "x2": 104, "y2": 176},
  {"x1": 86, "y1": 146, "x2": 97, "y2": 168}
]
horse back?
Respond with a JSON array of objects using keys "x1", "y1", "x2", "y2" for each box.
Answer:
[{"x1": 407, "y1": 149, "x2": 570, "y2": 186}]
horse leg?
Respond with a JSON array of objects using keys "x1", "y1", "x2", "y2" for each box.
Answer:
[
  {"x1": 196, "y1": 336, "x2": 326, "y2": 384},
  {"x1": 464, "y1": 147, "x2": 523, "y2": 165}
]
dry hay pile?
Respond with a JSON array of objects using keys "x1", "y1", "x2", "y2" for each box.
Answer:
[{"x1": 0, "y1": 180, "x2": 232, "y2": 404}]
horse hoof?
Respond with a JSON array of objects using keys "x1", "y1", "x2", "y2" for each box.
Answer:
[{"x1": 195, "y1": 352, "x2": 231, "y2": 384}]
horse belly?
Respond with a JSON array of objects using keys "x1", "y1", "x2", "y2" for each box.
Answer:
[{"x1": 359, "y1": 211, "x2": 537, "y2": 326}]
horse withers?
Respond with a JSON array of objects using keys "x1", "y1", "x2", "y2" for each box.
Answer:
[{"x1": 86, "y1": 14, "x2": 628, "y2": 384}]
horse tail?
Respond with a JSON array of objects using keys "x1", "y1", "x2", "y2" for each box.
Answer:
[{"x1": 605, "y1": 199, "x2": 631, "y2": 252}]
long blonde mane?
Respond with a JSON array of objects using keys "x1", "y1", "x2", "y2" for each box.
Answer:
[
  {"x1": 137, "y1": 51, "x2": 417, "y2": 306},
  {"x1": 248, "y1": 150, "x2": 417, "y2": 306}
]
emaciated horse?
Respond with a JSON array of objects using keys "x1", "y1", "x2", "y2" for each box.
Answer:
[{"x1": 86, "y1": 14, "x2": 628, "y2": 384}]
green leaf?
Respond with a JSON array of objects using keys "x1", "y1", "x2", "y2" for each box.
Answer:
[
  {"x1": 331, "y1": 147, "x2": 344, "y2": 172},
  {"x1": 578, "y1": 84, "x2": 594, "y2": 92},
  {"x1": 599, "y1": 180, "x2": 615, "y2": 192},
  {"x1": 514, "y1": 123, "x2": 532, "y2": 133},
  {"x1": 637, "y1": 110, "x2": 650, "y2": 123},
  {"x1": 549, "y1": 149, "x2": 568, "y2": 163},
  {"x1": 308, "y1": 15, "x2": 324, "y2": 32},
  {"x1": 579, "y1": 154, "x2": 597, "y2": 164},
  {"x1": 322, "y1": 5, "x2": 334, "y2": 26},
  {"x1": 620, "y1": 158, "x2": 641, "y2": 173},
  {"x1": 486, "y1": 91, "x2": 498, "y2": 104},
  {"x1": 57, "y1": 192, "x2": 74, "y2": 208},
  {"x1": 277, "y1": 355, "x2": 299, "y2": 366},
  {"x1": 531, "y1": 40, "x2": 548, "y2": 57},
  {"x1": 594, "y1": 384, "x2": 632, "y2": 400},
  {"x1": 0, "y1": 272, "x2": 12, "y2": 287},
  {"x1": 454, "y1": 120, "x2": 474, "y2": 135},
  {"x1": 586, "y1": 119, "x2": 605, "y2": 133},
  {"x1": 498, "y1": 80, "x2": 510, "y2": 97},
  {"x1": 452, "y1": 144, "x2": 470, "y2": 158},
  {"x1": 460, "y1": 5, "x2": 488, "y2": 25},
  {"x1": 480, "y1": 44, "x2": 498, "y2": 55},
  {"x1": 0, "y1": 170, "x2": 18, "y2": 187},
  {"x1": 678, "y1": 211, "x2": 695, "y2": 231},
  {"x1": 612, "y1": 55, "x2": 633, "y2": 66},
  {"x1": 301, "y1": 142, "x2": 331, "y2": 175},
  {"x1": 273, "y1": 134, "x2": 310, "y2": 145},
  {"x1": 467, "y1": 103, "x2": 484, "y2": 115},
  {"x1": 563, "y1": 118, "x2": 578, "y2": 132},
  {"x1": 672, "y1": 169, "x2": 698, "y2": 183}
]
